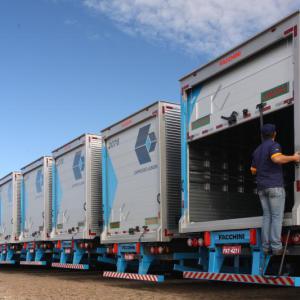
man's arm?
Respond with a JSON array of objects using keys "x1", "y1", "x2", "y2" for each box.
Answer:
[{"x1": 271, "y1": 152, "x2": 300, "y2": 164}]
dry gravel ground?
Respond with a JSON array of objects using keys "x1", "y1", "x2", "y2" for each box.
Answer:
[{"x1": 0, "y1": 267, "x2": 298, "y2": 300}]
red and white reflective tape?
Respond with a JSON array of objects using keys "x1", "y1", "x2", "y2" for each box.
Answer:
[
  {"x1": 183, "y1": 272, "x2": 295, "y2": 286},
  {"x1": 103, "y1": 271, "x2": 162, "y2": 282},
  {"x1": 51, "y1": 263, "x2": 88, "y2": 269},
  {"x1": 20, "y1": 261, "x2": 45, "y2": 266}
]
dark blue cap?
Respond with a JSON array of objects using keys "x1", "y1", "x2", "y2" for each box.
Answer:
[{"x1": 261, "y1": 123, "x2": 276, "y2": 135}]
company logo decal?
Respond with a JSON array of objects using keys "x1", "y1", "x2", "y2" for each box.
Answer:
[
  {"x1": 73, "y1": 151, "x2": 85, "y2": 180},
  {"x1": 218, "y1": 233, "x2": 245, "y2": 240},
  {"x1": 135, "y1": 124, "x2": 157, "y2": 165},
  {"x1": 219, "y1": 51, "x2": 241, "y2": 66},
  {"x1": 36, "y1": 169, "x2": 44, "y2": 193},
  {"x1": 261, "y1": 82, "x2": 289, "y2": 102}
]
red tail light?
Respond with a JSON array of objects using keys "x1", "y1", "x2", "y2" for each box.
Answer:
[
  {"x1": 136, "y1": 242, "x2": 141, "y2": 254},
  {"x1": 113, "y1": 243, "x2": 118, "y2": 254},
  {"x1": 204, "y1": 231, "x2": 211, "y2": 247},
  {"x1": 250, "y1": 229, "x2": 257, "y2": 245},
  {"x1": 56, "y1": 241, "x2": 61, "y2": 249},
  {"x1": 292, "y1": 233, "x2": 300, "y2": 244},
  {"x1": 71, "y1": 240, "x2": 74, "y2": 249},
  {"x1": 23, "y1": 243, "x2": 27, "y2": 250},
  {"x1": 192, "y1": 238, "x2": 198, "y2": 247}
]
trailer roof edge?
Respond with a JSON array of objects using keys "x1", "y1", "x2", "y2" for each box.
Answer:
[{"x1": 179, "y1": 10, "x2": 300, "y2": 83}]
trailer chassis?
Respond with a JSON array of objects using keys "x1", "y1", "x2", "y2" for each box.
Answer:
[{"x1": 180, "y1": 228, "x2": 300, "y2": 287}]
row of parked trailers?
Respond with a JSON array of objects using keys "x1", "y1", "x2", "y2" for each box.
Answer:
[{"x1": 1, "y1": 11, "x2": 300, "y2": 286}]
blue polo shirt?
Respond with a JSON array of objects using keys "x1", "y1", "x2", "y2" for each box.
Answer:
[{"x1": 251, "y1": 139, "x2": 284, "y2": 191}]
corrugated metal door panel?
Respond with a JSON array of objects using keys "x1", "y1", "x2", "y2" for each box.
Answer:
[
  {"x1": 15, "y1": 175, "x2": 21, "y2": 239},
  {"x1": 89, "y1": 137, "x2": 102, "y2": 233},
  {"x1": 46, "y1": 159, "x2": 53, "y2": 237},
  {"x1": 54, "y1": 145, "x2": 86, "y2": 238},
  {"x1": 104, "y1": 116, "x2": 160, "y2": 242},
  {"x1": 22, "y1": 167, "x2": 44, "y2": 240},
  {"x1": 0, "y1": 180, "x2": 14, "y2": 243},
  {"x1": 165, "y1": 107, "x2": 181, "y2": 230}
]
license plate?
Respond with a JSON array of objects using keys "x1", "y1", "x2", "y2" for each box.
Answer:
[{"x1": 222, "y1": 245, "x2": 241, "y2": 255}]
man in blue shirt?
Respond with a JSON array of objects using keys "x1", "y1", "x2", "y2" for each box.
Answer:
[{"x1": 251, "y1": 124, "x2": 300, "y2": 255}]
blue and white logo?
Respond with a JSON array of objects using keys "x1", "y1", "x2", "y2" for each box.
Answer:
[
  {"x1": 36, "y1": 169, "x2": 44, "y2": 193},
  {"x1": 135, "y1": 124, "x2": 157, "y2": 165},
  {"x1": 73, "y1": 151, "x2": 85, "y2": 180}
]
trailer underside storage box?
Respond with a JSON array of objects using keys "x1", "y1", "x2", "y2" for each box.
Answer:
[
  {"x1": 51, "y1": 134, "x2": 102, "y2": 241},
  {"x1": 180, "y1": 12, "x2": 300, "y2": 233},
  {"x1": 101, "y1": 101, "x2": 181, "y2": 243},
  {"x1": 0, "y1": 172, "x2": 22, "y2": 243},
  {"x1": 20, "y1": 156, "x2": 53, "y2": 242}
]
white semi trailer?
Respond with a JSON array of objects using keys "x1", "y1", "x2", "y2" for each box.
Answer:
[
  {"x1": 0, "y1": 172, "x2": 22, "y2": 264},
  {"x1": 179, "y1": 11, "x2": 300, "y2": 286}
]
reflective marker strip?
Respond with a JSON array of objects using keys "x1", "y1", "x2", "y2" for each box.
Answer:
[
  {"x1": 0, "y1": 260, "x2": 15, "y2": 264},
  {"x1": 183, "y1": 272, "x2": 295, "y2": 286},
  {"x1": 51, "y1": 263, "x2": 89, "y2": 269},
  {"x1": 103, "y1": 271, "x2": 164, "y2": 282},
  {"x1": 20, "y1": 261, "x2": 46, "y2": 266}
]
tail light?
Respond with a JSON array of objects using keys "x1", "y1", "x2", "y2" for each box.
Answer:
[
  {"x1": 187, "y1": 238, "x2": 193, "y2": 247},
  {"x1": 84, "y1": 243, "x2": 89, "y2": 249},
  {"x1": 113, "y1": 243, "x2": 118, "y2": 254},
  {"x1": 198, "y1": 238, "x2": 204, "y2": 247},
  {"x1": 249, "y1": 229, "x2": 257, "y2": 245},
  {"x1": 56, "y1": 241, "x2": 61, "y2": 249},
  {"x1": 158, "y1": 246, "x2": 164, "y2": 254},
  {"x1": 71, "y1": 240, "x2": 75, "y2": 249},
  {"x1": 23, "y1": 243, "x2": 27, "y2": 250},
  {"x1": 192, "y1": 238, "x2": 198, "y2": 247},
  {"x1": 292, "y1": 233, "x2": 300, "y2": 244},
  {"x1": 187, "y1": 238, "x2": 204, "y2": 247},
  {"x1": 150, "y1": 246, "x2": 156, "y2": 254},
  {"x1": 204, "y1": 232, "x2": 211, "y2": 247},
  {"x1": 136, "y1": 242, "x2": 141, "y2": 254}
]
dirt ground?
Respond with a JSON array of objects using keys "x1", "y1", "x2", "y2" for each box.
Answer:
[{"x1": 0, "y1": 267, "x2": 298, "y2": 300}]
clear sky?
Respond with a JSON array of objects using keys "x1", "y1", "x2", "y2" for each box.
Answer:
[{"x1": 0, "y1": 0, "x2": 299, "y2": 177}]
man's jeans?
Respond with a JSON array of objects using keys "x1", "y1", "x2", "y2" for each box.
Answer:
[{"x1": 258, "y1": 187, "x2": 285, "y2": 251}]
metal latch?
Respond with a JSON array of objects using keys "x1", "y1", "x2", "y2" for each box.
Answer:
[{"x1": 221, "y1": 111, "x2": 238, "y2": 125}]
